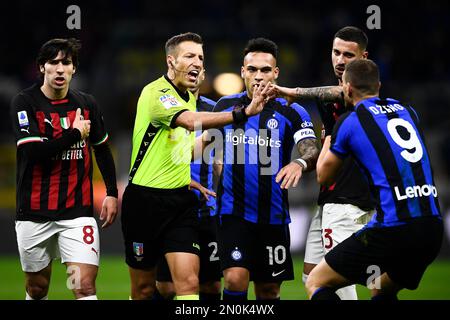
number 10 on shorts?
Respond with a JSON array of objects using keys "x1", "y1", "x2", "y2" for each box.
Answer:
[{"x1": 266, "y1": 245, "x2": 286, "y2": 265}]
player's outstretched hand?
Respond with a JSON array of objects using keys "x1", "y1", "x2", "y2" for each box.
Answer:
[
  {"x1": 72, "y1": 108, "x2": 91, "y2": 140},
  {"x1": 246, "y1": 82, "x2": 271, "y2": 116},
  {"x1": 100, "y1": 196, "x2": 118, "y2": 228},
  {"x1": 267, "y1": 84, "x2": 297, "y2": 106},
  {"x1": 275, "y1": 161, "x2": 304, "y2": 189},
  {"x1": 189, "y1": 180, "x2": 216, "y2": 201}
]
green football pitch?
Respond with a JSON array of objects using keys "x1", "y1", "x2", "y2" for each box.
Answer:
[{"x1": 1, "y1": 255, "x2": 449, "y2": 300}]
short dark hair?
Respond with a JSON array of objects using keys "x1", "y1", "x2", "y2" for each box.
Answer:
[
  {"x1": 334, "y1": 26, "x2": 368, "y2": 51},
  {"x1": 243, "y1": 38, "x2": 278, "y2": 60},
  {"x1": 165, "y1": 32, "x2": 203, "y2": 56},
  {"x1": 36, "y1": 38, "x2": 81, "y2": 68},
  {"x1": 344, "y1": 59, "x2": 379, "y2": 95}
]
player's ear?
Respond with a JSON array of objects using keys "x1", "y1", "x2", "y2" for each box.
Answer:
[
  {"x1": 200, "y1": 69, "x2": 206, "y2": 81},
  {"x1": 274, "y1": 66, "x2": 280, "y2": 80},
  {"x1": 40, "y1": 65, "x2": 45, "y2": 74},
  {"x1": 240, "y1": 66, "x2": 245, "y2": 79},
  {"x1": 362, "y1": 51, "x2": 369, "y2": 59},
  {"x1": 167, "y1": 55, "x2": 175, "y2": 69},
  {"x1": 348, "y1": 85, "x2": 353, "y2": 98}
]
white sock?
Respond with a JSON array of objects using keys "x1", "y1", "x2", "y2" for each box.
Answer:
[
  {"x1": 26, "y1": 292, "x2": 48, "y2": 300},
  {"x1": 336, "y1": 285, "x2": 358, "y2": 300},
  {"x1": 77, "y1": 295, "x2": 98, "y2": 300},
  {"x1": 302, "y1": 273, "x2": 309, "y2": 285}
]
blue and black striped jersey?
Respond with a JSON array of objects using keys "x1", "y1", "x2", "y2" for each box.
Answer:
[
  {"x1": 331, "y1": 97, "x2": 441, "y2": 228},
  {"x1": 214, "y1": 92, "x2": 316, "y2": 225},
  {"x1": 191, "y1": 96, "x2": 216, "y2": 218}
]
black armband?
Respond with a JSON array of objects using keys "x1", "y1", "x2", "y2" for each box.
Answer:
[{"x1": 232, "y1": 106, "x2": 248, "y2": 124}]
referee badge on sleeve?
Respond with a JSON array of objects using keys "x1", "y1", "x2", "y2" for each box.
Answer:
[{"x1": 159, "y1": 94, "x2": 181, "y2": 109}]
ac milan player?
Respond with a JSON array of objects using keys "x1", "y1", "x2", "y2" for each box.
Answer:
[{"x1": 10, "y1": 38, "x2": 118, "y2": 300}]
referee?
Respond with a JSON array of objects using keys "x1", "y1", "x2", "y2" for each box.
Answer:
[{"x1": 121, "y1": 32, "x2": 270, "y2": 300}]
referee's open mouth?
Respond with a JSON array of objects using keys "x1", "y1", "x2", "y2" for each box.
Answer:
[{"x1": 187, "y1": 70, "x2": 199, "y2": 82}]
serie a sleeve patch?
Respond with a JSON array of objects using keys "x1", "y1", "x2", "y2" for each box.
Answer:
[{"x1": 159, "y1": 94, "x2": 182, "y2": 109}]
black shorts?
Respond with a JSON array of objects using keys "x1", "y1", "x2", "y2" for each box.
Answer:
[
  {"x1": 325, "y1": 217, "x2": 443, "y2": 290},
  {"x1": 121, "y1": 183, "x2": 200, "y2": 270},
  {"x1": 217, "y1": 215, "x2": 294, "y2": 282},
  {"x1": 156, "y1": 215, "x2": 222, "y2": 283}
]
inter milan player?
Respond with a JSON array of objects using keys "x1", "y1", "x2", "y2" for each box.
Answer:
[
  {"x1": 269, "y1": 27, "x2": 374, "y2": 299},
  {"x1": 10, "y1": 38, "x2": 118, "y2": 300},
  {"x1": 121, "y1": 32, "x2": 270, "y2": 300},
  {"x1": 214, "y1": 38, "x2": 319, "y2": 300},
  {"x1": 155, "y1": 69, "x2": 222, "y2": 301},
  {"x1": 307, "y1": 59, "x2": 443, "y2": 300}
]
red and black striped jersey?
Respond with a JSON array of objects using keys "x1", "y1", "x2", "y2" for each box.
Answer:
[
  {"x1": 317, "y1": 101, "x2": 374, "y2": 211},
  {"x1": 11, "y1": 84, "x2": 109, "y2": 222}
]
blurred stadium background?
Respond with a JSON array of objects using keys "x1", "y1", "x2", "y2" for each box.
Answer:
[{"x1": 0, "y1": 0, "x2": 449, "y2": 299}]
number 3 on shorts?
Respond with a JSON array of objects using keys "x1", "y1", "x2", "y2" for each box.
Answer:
[
  {"x1": 83, "y1": 226, "x2": 94, "y2": 245},
  {"x1": 323, "y1": 228, "x2": 333, "y2": 249}
]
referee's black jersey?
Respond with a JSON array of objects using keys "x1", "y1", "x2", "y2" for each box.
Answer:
[
  {"x1": 10, "y1": 84, "x2": 109, "y2": 222},
  {"x1": 317, "y1": 101, "x2": 375, "y2": 211}
]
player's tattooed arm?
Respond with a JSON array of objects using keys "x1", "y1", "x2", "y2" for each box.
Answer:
[
  {"x1": 297, "y1": 138, "x2": 320, "y2": 172},
  {"x1": 267, "y1": 84, "x2": 343, "y2": 104},
  {"x1": 295, "y1": 86, "x2": 344, "y2": 103},
  {"x1": 275, "y1": 138, "x2": 319, "y2": 189}
]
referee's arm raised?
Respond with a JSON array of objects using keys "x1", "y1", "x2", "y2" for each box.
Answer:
[{"x1": 174, "y1": 82, "x2": 270, "y2": 131}]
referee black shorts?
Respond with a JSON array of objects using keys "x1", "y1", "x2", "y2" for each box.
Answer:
[
  {"x1": 325, "y1": 217, "x2": 443, "y2": 290},
  {"x1": 156, "y1": 215, "x2": 222, "y2": 283},
  {"x1": 121, "y1": 183, "x2": 200, "y2": 270}
]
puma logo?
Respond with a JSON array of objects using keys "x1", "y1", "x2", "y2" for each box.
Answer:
[
  {"x1": 44, "y1": 118, "x2": 54, "y2": 128},
  {"x1": 20, "y1": 128, "x2": 30, "y2": 134}
]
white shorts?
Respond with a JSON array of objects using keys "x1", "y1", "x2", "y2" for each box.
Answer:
[
  {"x1": 304, "y1": 207, "x2": 323, "y2": 265},
  {"x1": 304, "y1": 204, "x2": 374, "y2": 265},
  {"x1": 321, "y1": 203, "x2": 374, "y2": 254},
  {"x1": 15, "y1": 217, "x2": 100, "y2": 273}
]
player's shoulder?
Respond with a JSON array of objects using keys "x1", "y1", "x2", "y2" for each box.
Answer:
[
  {"x1": 213, "y1": 92, "x2": 247, "y2": 112},
  {"x1": 198, "y1": 95, "x2": 216, "y2": 111},
  {"x1": 69, "y1": 88, "x2": 98, "y2": 108},
  {"x1": 141, "y1": 76, "x2": 184, "y2": 103},
  {"x1": 145, "y1": 76, "x2": 174, "y2": 93},
  {"x1": 334, "y1": 110, "x2": 356, "y2": 133},
  {"x1": 10, "y1": 84, "x2": 40, "y2": 110},
  {"x1": 273, "y1": 98, "x2": 310, "y2": 119},
  {"x1": 14, "y1": 83, "x2": 39, "y2": 99}
]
